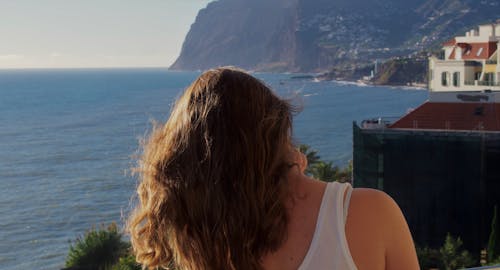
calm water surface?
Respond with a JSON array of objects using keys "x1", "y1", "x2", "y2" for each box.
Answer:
[{"x1": 0, "y1": 68, "x2": 427, "y2": 269}]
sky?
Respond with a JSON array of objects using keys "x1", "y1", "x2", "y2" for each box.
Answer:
[{"x1": 0, "y1": 0, "x2": 213, "y2": 69}]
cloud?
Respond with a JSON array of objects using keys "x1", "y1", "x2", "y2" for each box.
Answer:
[
  {"x1": 0, "y1": 54, "x2": 25, "y2": 60},
  {"x1": 50, "y1": 52, "x2": 63, "y2": 57}
]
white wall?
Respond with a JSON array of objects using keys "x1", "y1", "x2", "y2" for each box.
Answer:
[
  {"x1": 429, "y1": 58, "x2": 466, "y2": 91},
  {"x1": 455, "y1": 24, "x2": 500, "y2": 43},
  {"x1": 456, "y1": 36, "x2": 495, "y2": 43},
  {"x1": 429, "y1": 58, "x2": 500, "y2": 92},
  {"x1": 479, "y1": 24, "x2": 494, "y2": 37},
  {"x1": 496, "y1": 44, "x2": 499, "y2": 81},
  {"x1": 456, "y1": 46, "x2": 462, "y2": 60}
]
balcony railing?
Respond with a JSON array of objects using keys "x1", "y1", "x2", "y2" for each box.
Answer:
[
  {"x1": 361, "y1": 117, "x2": 401, "y2": 129},
  {"x1": 478, "y1": 81, "x2": 500, "y2": 87},
  {"x1": 463, "y1": 80, "x2": 500, "y2": 87}
]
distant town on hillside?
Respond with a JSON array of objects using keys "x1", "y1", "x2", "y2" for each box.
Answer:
[{"x1": 170, "y1": 0, "x2": 499, "y2": 86}]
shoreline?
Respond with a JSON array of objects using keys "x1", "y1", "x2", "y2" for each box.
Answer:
[{"x1": 318, "y1": 77, "x2": 428, "y2": 91}]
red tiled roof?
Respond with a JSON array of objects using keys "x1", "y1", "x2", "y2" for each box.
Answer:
[
  {"x1": 448, "y1": 42, "x2": 498, "y2": 60},
  {"x1": 487, "y1": 42, "x2": 498, "y2": 59},
  {"x1": 443, "y1": 38, "x2": 456, "y2": 46},
  {"x1": 390, "y1": 102, "x2": 500, "y2": 131}
]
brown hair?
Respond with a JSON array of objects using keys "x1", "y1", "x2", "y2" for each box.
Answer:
[{"x1": 128, "y1": 67, "x2": 294, "y2": 269}]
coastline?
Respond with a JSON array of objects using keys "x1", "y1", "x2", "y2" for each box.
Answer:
[{"x1": 315, "y1": 76, "x2": 428, "y2": 90}]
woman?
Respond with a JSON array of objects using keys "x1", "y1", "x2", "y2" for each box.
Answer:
[{"x1": 128, "y1": 67, "x2": 419, "y2": 270}]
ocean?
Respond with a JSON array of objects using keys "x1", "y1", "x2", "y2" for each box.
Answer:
[{"x1": 0, "y1": 68, "x2": 427, "y2": 269}]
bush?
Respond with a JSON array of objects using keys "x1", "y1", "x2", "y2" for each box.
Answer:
[
  {"x1": 111, "y1": 255, "x2": 142, "y2": 270},
  {"x1": 298, "y1": 144, "x2": 352, "y2": 182},
  {"x1": 439, "y1": 234, "x2": 475, "y2": 270},
  {"x1": 417, "y1": 246, "x2": 442, "y2": 269},
  {"x1": 65, "y1": 223, "x2": 131, "y2": 270},
  {"x1": 310, "y1": 161, "x2": 339, "y2": 182},
  {"x1": 416, "y1": 234, "x2": 475, "y2": 270}
]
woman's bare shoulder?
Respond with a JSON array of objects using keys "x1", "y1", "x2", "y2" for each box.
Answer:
[
  {"x1": 346, "y1": 188, "x2": 419, "y2": 270},
  {"x1": 350, "y1": 187, "x2": 394, "y2": 205},
  {"x1": 348, "y1": 188, "x2": 410, "y2": 227},
  {"x1": 348, "y1": 187, "x2": 413, "y2": 243}
]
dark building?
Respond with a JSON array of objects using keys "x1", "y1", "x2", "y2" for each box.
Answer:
[{"x1": 353, "y1": 122, "x2": 500, "y2": 253}]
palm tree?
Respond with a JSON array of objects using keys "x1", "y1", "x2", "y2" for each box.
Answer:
[
  {"x1": 65, "y1": 223, "x2": 135, "y2": 270},
  {"x1": 310, "y1": 161, "x2": 339, "y2": 182},
  {"x1": 298, "y1": 144, "x2": 352, "y2": 183}
]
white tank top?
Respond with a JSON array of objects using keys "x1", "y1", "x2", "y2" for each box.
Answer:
[{"x1": 298, "y1": 181, "x2": 358, "y2": 270}]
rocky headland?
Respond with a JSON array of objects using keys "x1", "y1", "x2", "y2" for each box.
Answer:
[{"x1": 170, "y1": 0, "x2": 500, "y2": 86}]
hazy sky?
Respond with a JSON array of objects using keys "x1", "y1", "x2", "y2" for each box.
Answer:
[{"x1": 0, "y1": 0, "x2": 212, "y2": 69}]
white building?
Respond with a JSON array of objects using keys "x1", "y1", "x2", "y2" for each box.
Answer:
[{"x1": 429, "y1": 23, "x2": 500, "y2": 92}]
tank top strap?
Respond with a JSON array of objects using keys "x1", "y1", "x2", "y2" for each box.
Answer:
[
  {"x1": 342, "y1": 182, "x2": 354, "y2": 224},
  {"x1": 299, "y1": 181, "x2": 357, "y2": 269}
]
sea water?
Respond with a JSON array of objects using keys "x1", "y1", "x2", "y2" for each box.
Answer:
[{"x1": 0, "y1": 68, "x2": 426, "y2": 269}]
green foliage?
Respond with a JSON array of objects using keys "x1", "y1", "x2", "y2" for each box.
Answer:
[
  {"x1": 372, "y1": 57, "x2": 427, "y2": 86},
  {"x1": 310, "y1": 161, "x2": 338, "y2": 182},
  {"x1": 488, "y1": 205, "x2": 499, "y2": 263},
  {"x1": 416, "y1": 246, "x2": 442, "y2": 269},
  {"x1": 336, "y1": 160, "x2": 352, "y2": 183},
  {"x1": 416, "y1": 234, "x2": 475, "y2": 270},
  {"x1": 486, "y1": 256, "x2": 500, "y2": 266},
  {"x1": 111, "y1": 255, "x2": 142, "y2": 270},
  {"x1": 65, "y1": 223, "x2": 131, "y2": 270},
  {"x1": 297, "y1": 144, "x2": 352, "y2": 182},
  {"x1": 439, "y1": 234, "x2": 475, "y2": 270}
]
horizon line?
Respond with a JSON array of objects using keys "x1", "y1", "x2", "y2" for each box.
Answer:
[{"x1": 0, "y1": 65, "x2": 173, "y2": 71}]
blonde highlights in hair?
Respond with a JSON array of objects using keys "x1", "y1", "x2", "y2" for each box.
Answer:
[{"x1": 128, "y1": 68, "x2": 294, "y2": 269}]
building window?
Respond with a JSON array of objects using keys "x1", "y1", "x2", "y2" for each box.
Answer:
[
  {"x1": 475, "y1": 72, "x2": 481, "y2": 81},
  {"x1": 441, "y1": 72, "x2": 449, "y2": 86},
  {"x1": 453, "y1": 72, "x2": 460, "y2": 87},
  {"x1": 485, "y1": 73, "x2": 495, "y2": 85}
]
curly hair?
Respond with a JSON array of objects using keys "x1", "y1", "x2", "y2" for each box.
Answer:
[{"x1": 127, "y1": 67, "x2": 295, "y2": 269}]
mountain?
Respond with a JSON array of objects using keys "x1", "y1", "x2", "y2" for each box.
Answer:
[
  {"x1": 170, "y1": 0, "x2": 298, "y2": 71},
  {"x1": 170, "y1": 0, "x2": 499, "y2": 72}
]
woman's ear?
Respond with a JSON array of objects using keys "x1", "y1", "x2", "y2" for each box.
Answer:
[
  {"x1": 296, "y1": 149, "x2": 307, "y2": 174},
  {"x1": 288, "y1": 146, "x2": 307, "y2": 174}
]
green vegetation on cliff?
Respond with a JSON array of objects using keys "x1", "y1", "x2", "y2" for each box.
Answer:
[
  {"x1": 372, "y1": 57, "x2": 427, "y2": 86},
  {"x1": 317, "y1": 55, "x2": 428, "y2": 87}
]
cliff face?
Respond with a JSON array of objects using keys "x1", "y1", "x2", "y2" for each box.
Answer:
[
  {"x1": 170, "y1": 0, "x2": 500, "y2": 72},
  {"x1": 170, "y1": 0, "x2": 298, "y2": 72},
  {"x1": 316, "y1": 57, "x2": 428, "y2": 86},
  {"x1": 372, "y1": 58, "x2": 428, "y2": 86}
]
